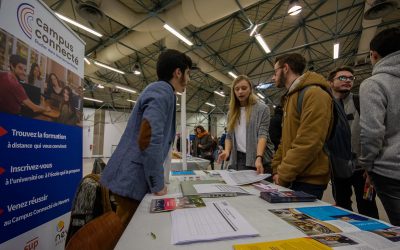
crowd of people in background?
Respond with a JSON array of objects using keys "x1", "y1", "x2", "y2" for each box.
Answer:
[
  {"x1": 181, "y1": 27, "x2": 400, "y2": 226},
  {"x1": 68, "y1": 27, "x2": 400, "y2": 233}
]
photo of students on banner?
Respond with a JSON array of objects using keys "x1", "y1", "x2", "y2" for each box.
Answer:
[{"x1": 0, "y1": 28, "x2": 82, "y2": 126}]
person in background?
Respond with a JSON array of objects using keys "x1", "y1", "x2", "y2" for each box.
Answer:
[
  {"x1": 44, "y1": 72, "x2": 64, "y2": 107},
  {"x1": 271, "y1": 53, "x2": 333, "y2": 200},
  {"x1": 218, "y1": 75, "x2": 274, "y2": 174},
  {"x1": 0, "y1": 54, "x2": 49, "y2": 115},
  {"x1": 57, "y1": 86, "x2": 78, "y2": 126},
  {"x1": 219, "y1": 127, "x2": 227, "y2": 150},
  {"x1": 28, "y1": 63, "x2": 44, "y2": 92},
  {"x1": 359, "y1": 27, "x2": 400, "y2": 226},
  {"x1": 328, "y1": 66, "x2": 378, "y2": 219},
  {"x1": 193, "y1": 125, "x2": 215, "y2": 170},
  {"x1": 176, "y1": 133, "x2": 181, "y2": 152},
  {"x1": 269, "y1": 105, "x2": 283, "y2": 151},
  {"x1": 101, "y1": 49, "x2": 192, "y2": 227}
]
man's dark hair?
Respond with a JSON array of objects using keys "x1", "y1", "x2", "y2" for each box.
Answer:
[
  {"x1": 328, "y1": 66, "x2": 354, "y2": 81},
  {"x1": 9, "y1": 54, "x2": 27, "y2": 68},
  {"x1": 370, "y1": 27, "x2": 400, "y2": 58},
  {"x1": 274, "y1": 53, "x2": 306, "y2": 75},
  {"x1": 157, "y1": 49, "x2": 192, "y2": 82}
]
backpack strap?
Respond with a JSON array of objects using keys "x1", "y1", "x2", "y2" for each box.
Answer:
[
  {"x1": 352, "y1": 94, "x2": 360, "y2": 114},
  {"x1": 296, "y1": 86, "x2": 313, "y2": 115},
  {"x1": 86, "y1": 174, "x2": 112, "y2": 213}
]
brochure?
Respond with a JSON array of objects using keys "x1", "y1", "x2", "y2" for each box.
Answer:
[
  {"x1": 171, "y1": 200, "x2": 259, "y2": 244},
  {"x1": 269, "y1": 205, "x2": 389, "y2": 236},
  {"x1": 260, "y1": 190, "x2": 317, "y2": 203},
  {"x1": 234, "y1": 227, "x2": 400, "y2": 250},
  {"x1": 219, "y1": 170, "x2": 271, "y2": 185},
  {"x1": 150, "y1": 195, "x2": 205, "y2": 213}
]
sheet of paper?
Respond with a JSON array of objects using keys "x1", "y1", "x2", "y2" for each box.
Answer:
[
  {"x1": 193, "y1": 184, "x2": 250, "y2": 195},
  {"x1": 219, "y1": 170, "x2": 271, "y2": 185},
  {"x1": 171, "y1": 200, "x2": 259, "y2": 244}
]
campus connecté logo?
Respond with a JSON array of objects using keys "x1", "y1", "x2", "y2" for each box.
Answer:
[{"x1": 17, "y1": 3, "x2": 34, "y2": 39}]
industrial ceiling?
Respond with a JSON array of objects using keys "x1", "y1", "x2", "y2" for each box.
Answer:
[{"x1": 43, "y1": 0, "x2": 400, "y2": 114}]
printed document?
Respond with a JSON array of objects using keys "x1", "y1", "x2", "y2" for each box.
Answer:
[
  {"x1": 171, "y1": 200, "x2": 259, "y2": 244},
  {"x1": 193, "y1": 184, "x2": 250, "y2": 195},
  {"x1": 219, "y1": 170, "x2": 271, "y2": 185}
]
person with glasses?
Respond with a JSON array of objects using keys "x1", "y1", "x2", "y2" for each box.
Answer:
[
  {"x1": 359, "y1": 27, "x2": 400, "y2": 226},
  {"x1": 271, "y1": 53, "x2": 333, "y2": 199},
  {"x1": 328, "y1": 66, "x2": 379, "y2": 219}
]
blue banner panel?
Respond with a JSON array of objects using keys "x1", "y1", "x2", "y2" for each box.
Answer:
[{"x1": 0, "y1": 113, "x2": 82, "y2": 244}]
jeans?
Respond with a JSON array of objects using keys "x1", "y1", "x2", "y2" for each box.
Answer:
[
  {"x1": 229, "y1": 151, "x2": 253, "y2": 171},
  {"x1": 370, "y1": 172, "x2": 400, "y2": 226},
  {"x1": 332, "y1": 170, "x2": 379, "y2": 219},
  {"x1": 290, "y1": 182, "x2": 327, "y2": 200}
]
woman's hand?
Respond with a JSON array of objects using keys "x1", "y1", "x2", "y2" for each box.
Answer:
[
  {"x1": 218, "y1": 150, "x2": 230, "y2": 162},
  {"x1": 255, "y1": 157, "x2": 264, "y2": 174}
]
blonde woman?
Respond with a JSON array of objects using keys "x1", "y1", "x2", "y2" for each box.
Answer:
[{"x1": 218, "y1": 75, "x2": 274, "y2": 174}]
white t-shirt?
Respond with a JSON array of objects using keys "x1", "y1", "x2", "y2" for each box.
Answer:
[{"x1": 235, "y1": 107, "x2": 247, "y2": 153}]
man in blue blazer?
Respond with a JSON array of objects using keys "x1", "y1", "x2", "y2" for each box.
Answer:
[{"x1": 101, "y1": 49, "x2": 192, "y2": 226}]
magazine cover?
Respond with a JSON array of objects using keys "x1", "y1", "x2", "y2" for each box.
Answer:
[
  {"x1": 234, "y1": 227, "x2": 400, "y2": 250},
  {"x1": 260, "y1": 190, "x2": 316, "y2": 203},
  {"x1": 269, "y1": 206, "x2": 389, "y2": 236},
  {"x1": 150, "y1": 195, "x2": 205, "y2": 213}
]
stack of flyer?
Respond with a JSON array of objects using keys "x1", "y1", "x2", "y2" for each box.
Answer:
[
  {"x1": 150, "y1": 196, "x2": 205, "y2": 213},
  {"x1": 234, "y1": 205, "x2": 398, "y2": 250}
]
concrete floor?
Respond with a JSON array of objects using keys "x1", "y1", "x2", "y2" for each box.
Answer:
[{"x1": 82, "y1": 158, "x2": 390, "y2": 224}]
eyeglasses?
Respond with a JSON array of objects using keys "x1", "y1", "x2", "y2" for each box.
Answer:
[{"x1": 335, "y1": 75, "x2": 356, "y2": 81}]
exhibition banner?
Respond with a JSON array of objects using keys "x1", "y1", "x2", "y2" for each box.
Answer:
[{"x1": 0, "y1": 0, "x2": 84, "y2": 248}]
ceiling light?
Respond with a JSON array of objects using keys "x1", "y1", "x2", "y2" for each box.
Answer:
[
  {"x1": 94, "y1": 61, "x2": 125, "y2": 74},
  {"x1": 214, "y1": 90, "x2": 226, "y2": 97},
  {"x1": 116, "y1": 85, "x2": 136, "y2": 93},
  {"x1": 163, "y1": 24, "x2": 193, "y2": 46},
  {"x1": 199, "y1": 110, "x2": 208, "y2": 114},
  {"x1": 127, "y1": 99, "x2": 136, "y2": 103},
  {"x1": 84, "y1": 97, "x2": 103, "y2": 103},
  {"x1": 249, "y1": 24, "x2": 258, "y2": 36},
  {"x1": 55, "y1": 13, "x2": 103, "y2": 37},
  {"x1": 133, "y1": 70, "x2": 141, "y2": 75},
  {"x1": 84, "y1": 57, "x2": 91, "y2": 65},
  {"x1": 256, "y1": 82, "x2": 274, "y2": 90},
  {"x1": 333, "y1": 43, "x2": 340, "y2": 59},
  {"x1": 288, "y1": 0, "x2": 302, "y2": 16},
  {"x1": 228, "y1": 71, "x2": 238, "y2": 79},
  {"x1": 255, "y1": 34, "x2": 271, "y2": 54},
  {"x1": 97, "y1": 84, "x2": 104, "y2": 89},
  {"x1": 257, "y1": 93, "x2": 265, "y2": 99},
  {"x1": 205, "y1": 102, "x2": 216, "y2": 107}
]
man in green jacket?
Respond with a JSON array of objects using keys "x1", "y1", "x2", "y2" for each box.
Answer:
[{"x1": 271, "y1": 53, "x2": 333, "y2": 199}]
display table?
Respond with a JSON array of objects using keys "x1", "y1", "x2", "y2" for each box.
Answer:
[
  {"x1": 170, "y1": 157, "x2": 210, "y2": 171},
  {"x1": 115, "y1": 172, "x2": 335, "y2": 250}
]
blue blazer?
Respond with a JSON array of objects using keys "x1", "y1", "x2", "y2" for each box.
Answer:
[{"x1": 101, "y1": 81, "x2": 176, "y2": 201}]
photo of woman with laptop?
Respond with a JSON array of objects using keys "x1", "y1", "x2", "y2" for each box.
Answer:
[{"x1": 0, "y1": 28, "x2": 82, "y2": 127}]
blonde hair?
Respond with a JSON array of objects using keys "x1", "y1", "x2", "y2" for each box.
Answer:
[{"x1": 227, "y1": 75, "x2": 257, "y2": 133}]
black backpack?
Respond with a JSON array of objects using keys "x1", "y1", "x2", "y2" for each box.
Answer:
[{"x1": 297, "y1": 86, "x2": 354, "y2": 179}]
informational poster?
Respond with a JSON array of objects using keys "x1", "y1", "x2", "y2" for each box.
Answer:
[{"x1": 0, "y1": 0, "x2": 84, "y2": 249}]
